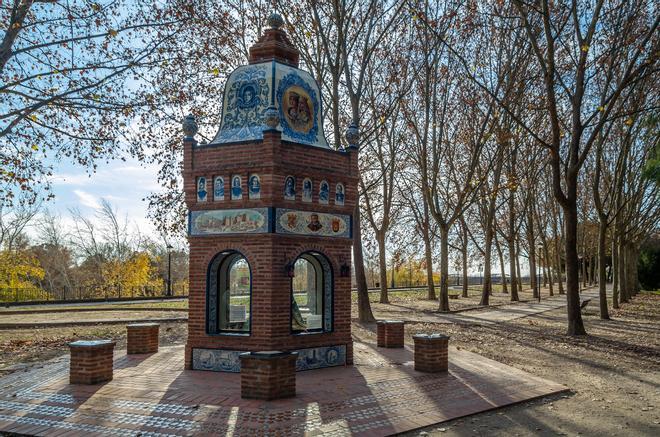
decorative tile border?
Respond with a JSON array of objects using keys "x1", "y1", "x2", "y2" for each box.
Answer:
[
  {"x1": 191, "y1": 344, "x2": 347, "y2": 372},
  {"x1": 296, "y1": 344, "x2": 346, "y2": 371},
  {"x1": 189, "y1": 208, "x2": 271, "y2": 236},
  {"x1": 275, "y1": 208, "x2": 352, "y2": 239},
  {"x1": 192, "y1": 348, "x2": 245, "y2": 373}
]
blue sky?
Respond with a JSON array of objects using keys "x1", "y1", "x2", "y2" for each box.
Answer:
[{"x1": 44, "y1": 153, "x2": 161, "y2": 238}]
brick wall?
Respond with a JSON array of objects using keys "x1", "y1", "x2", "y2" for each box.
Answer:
[
  {"x1": 377, "y1": 321, "x2": 405, "y2": 348},
  {"x1": 184, "y1": 131, "x2": 355, "y2": 368},
  {"x1": 413, "y1": 334, "x2": 449, "y2": 373},
  {"x1": 69, "y1": 341, "x2": 115, "y2": 385},
  {"x1": 127, "y1": 323, "x2": 159, "y2": 354},
  {"x1": 239, "y1": 351, "x2": 297, "y2": 400}
]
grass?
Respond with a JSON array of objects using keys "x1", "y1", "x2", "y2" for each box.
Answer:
[{"x1": 0, "y1": 299, "x2": 189, "y2": 312}]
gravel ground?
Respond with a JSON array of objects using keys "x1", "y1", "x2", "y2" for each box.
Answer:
[
  {"x1": 0, "y1": 322, "x2": 187, "y2": 373},
  {"x1": 0, "y1": 290, "x2": 656, "y2": 437},
  {"x1": 396, "y1": 292, "x2": 660, "y2": 437},
  {"x1": 353, "y1": 286, "x2": 547, "y2": 314},
  {"x1": 0, "y1": 309, "x2": 186, "y2": 324}
]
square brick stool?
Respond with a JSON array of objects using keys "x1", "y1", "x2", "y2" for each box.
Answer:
[
  {"x1": 127, "y1": 323, "x2": 159, "y2": 354},
  {"x1": 413, "y1": 334, "x2": 449, "y2": 373},
  {"x1": 239, "y1": 351, "x2": 298, "y2": 400},
  {"x1": 69, "y1": 340, "x2": 115, "y2": 384},
  {"x1": 377, "y1": 320, "x2": 405, "y2": 348}
]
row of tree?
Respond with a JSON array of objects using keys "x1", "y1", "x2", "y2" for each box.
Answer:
[
  {"x1": 0, "y1": 197, "x2": 187, "y2": 301},
  {"x1": 2, "y1": 1, "x2": 658, "y2": 334}
]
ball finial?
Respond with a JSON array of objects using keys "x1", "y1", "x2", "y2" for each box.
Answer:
[
  {"x1": 264, "y1": 106, "x2": 280, "y2": 130},
  {"x1": 267, "y1": 13, "x2": 284, "y2": 29},
  {"x1": 345, "y1": 123, "x2": 360, "y2": 149},
  {"x1": 182, "y1": 114, "x2": 198, "y2": 140}
]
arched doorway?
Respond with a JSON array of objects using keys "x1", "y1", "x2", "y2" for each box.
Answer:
[
  {"x1": 291, "y1": 251, "x2": 333, "y2": 333},
  {"x1": 207, "y1": 251, "x2": 251, "y2": 334}
]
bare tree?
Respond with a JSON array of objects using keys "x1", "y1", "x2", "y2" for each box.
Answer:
[{"x1": 1, "y1": 0, "x2": 189, "y2": 204}]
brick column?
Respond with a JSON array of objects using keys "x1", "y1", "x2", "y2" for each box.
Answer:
[
  {"x1": 127, "y1": 323, "x2": 159, "y2": 354},
  {"x1": 413, "y1": 334, "x2": 449, "y2": 373},
  {"x1": 239, "y1": 351, "x2": 298, "y2": 400},
  {"x1": 376, "y1": 320, "x2": 405, "y2": 348},
  {"x1": 69, "y1": 340, "x2": 115, "y2": 384}
]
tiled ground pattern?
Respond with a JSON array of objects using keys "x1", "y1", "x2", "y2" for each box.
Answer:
[{"x1": 0, "y1": 340, "x2": 567, "y2": 436}]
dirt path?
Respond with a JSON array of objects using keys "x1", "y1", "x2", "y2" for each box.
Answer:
[{"x1": 393, "y1": 292, "x2": 660, "y2": 436}]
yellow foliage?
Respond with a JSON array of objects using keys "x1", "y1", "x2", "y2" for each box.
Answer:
[
  {"x1": 102, "y1": 252, "x2": 157, "y2": 290},
  {"x1": 0, "y1": 250, "x2": 45, "y2": 288}
]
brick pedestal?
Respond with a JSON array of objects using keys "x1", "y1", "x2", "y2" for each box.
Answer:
[
  {"x1": 69, "y1": 340, "x2": 115, "y2": 384},
  {"x1": 127, "y1": 323, "x2": 159, "y2": 354},
  {"x1": 413, "y1": 334, "x2": 449, "y2": 373},
  {"x1": 239, "y1": 351, "x2": 298, "y2": 400},
  {"x1": 376, "y1": 320, "x2": 404, "y2": 348}
]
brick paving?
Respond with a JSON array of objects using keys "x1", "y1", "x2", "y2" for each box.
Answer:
[{"x1": 0, "y1": 337, "x2": 567, "y2": 436}]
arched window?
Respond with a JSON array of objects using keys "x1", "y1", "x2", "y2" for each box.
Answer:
[
  {"x1": 207, "y1": 251, "x2": 251, "y2": 334},
  {"x1": 291, "y1": 252, "x2": 332, "y2": 333}
]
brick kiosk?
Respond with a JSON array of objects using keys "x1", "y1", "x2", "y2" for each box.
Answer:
[{"x1": 183, "y1": 14, "x2": 358, "y2": 373}]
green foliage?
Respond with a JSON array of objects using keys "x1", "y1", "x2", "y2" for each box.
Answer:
[
  {"x1": 638, "y1": 243, "x2": 660, "y2": 291},
  {"x1": 642, "y1": 142, "x2": 660, "y2": 184},
  {"x1": 641, "y1": 114, "x2": 660, "y2": 184}
]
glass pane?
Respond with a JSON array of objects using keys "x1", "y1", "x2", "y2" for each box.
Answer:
[
  {"x1": 220, "y1": 256, "x2": 250, "y2": 332},
  {"x1": 292, "y1": 257, "x2": 322, "y2": 331}
]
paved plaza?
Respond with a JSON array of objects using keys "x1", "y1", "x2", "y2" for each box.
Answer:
[{"x1": 0, "y1": 335, "x2": 567, "y2": 436}]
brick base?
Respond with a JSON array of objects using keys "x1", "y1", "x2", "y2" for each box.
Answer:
[
  {"x1": 377, "y1": 320, "x2": 404, "y2": 348},
  {"x1": 127, "y1": 323, "x2": 159, "y2": 354},
  {"x1": 69, "y1": 340, "x2": 115, "y2": 384},
  {"x1": 413, "y1": 334, "x2": 449, "y2": 373},
  {"x1": 239, "y1": 351, "x2": 297, "y2": 400}
]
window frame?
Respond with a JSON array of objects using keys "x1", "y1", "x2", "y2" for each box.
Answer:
[
  {"x1": 206, "y1": 250, "x2": 252, "y2": 336},
  {"x1": 290, "y1": 251, "x2": 333, "y2": 335}
]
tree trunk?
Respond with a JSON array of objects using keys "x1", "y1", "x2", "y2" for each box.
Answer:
[
  {"x1": 597, "y1": 217, "x2": 610, "y2": 319},
  {"x1": 527, "y1": 205, "x2": 537, "y2": 299},
  {"x1": 612, "y1": 235, "x2": 619, "y2": 309},
  {"x1": 352, "y1": 202, "x2": 375, "y2": 322},
  {"x1": 581, "y1": 254, "x2": 587, "y2": 290},
  {"x1": 619, "y1": 239, "x2": 629, "y2": 303},
  {"x1": 631, "y1": 246, "x2": 640, "y2": 296},
  {"x1": 438, "y1": 225, "x2": 450, "y2": 312},
  {"x1": 543, "y1": 263, "x2": 548, "y2": 287},
  {"x1": 480, "y1": 223, "x2": 493, "y2": 306},
  {"x1": 544, "y1": 244, "x2": 554, "y2": 296},
  {"x1": 495, "y1": 234, "x2": 508, "y2": 294},
  {"x1": 423, "y1": 224, "x2": 436, "y2": 300},
  {"x1": 552, "y1": 205, "x2": 565, "y2": 295},
  {"x1": 626, "y1": 243, "x2": 638, "y2": 298},
  {"x1": 461, "y1": 219, "x2": 469, "y2": 298},
  {"x1": 508, "y1": 236, "x2": 519, "y2": 302},
  {"x1": 515, "y1": 239, "x2": 523, "y2": 295},
  {"x1": 563, "y1": 203, "x2": 587, "y2": 336},
  {"x1": 377, "y1": 232, "x2": 389, "y2": 304}
]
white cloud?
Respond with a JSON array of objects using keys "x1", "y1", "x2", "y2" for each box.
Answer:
[{"x1": 73, "y1": 189, "x2": 101, "y2": 210}]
